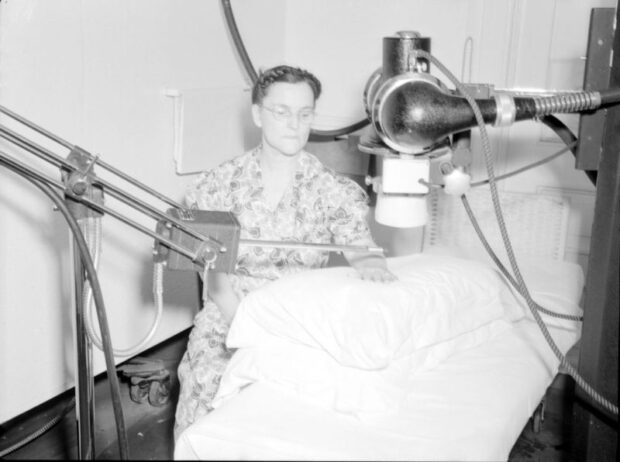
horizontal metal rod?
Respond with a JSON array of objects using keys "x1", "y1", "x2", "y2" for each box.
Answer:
[
  {"x1": 97, "y1": 182, "x2": 225, "y2": 251},
  {"x1": 1, "y1": 151, "x2": 385, "y2": 263},
  {"x1": 0, "y1": 124, "x2": 67, "y2": 168},
  {"x1": 92, "y1": 154, "x2": 184, "y2": 210},
  {"x1": 0, "y1": 110, "x2": 387, "y2": 259},
  {"x1": 0, "y1": 104, "x2": 74, "y2": 150},
  {"x1": 0, "y1": 124, "x2": 225, "y2": 250},
  {"x1": 0, "y1": 150, "x2": 204, "y2": 265},
  {"x1": 239, "y1": 239, "x2": 384, "y2": 254},
  {"x1": 0, "y1": 104, "x2": 184, "y2": 210}
]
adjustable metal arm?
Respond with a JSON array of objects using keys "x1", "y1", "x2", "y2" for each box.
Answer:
[
  {"x1": 0, "y1": 103, "x2": 383, "y2": 460},
  {"x1": 0, "y1": 105, "x2": 384, "y2": 273}
]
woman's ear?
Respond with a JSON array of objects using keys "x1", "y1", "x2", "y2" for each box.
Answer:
[{"x1": 251, "y1": 104, "x2": 262, "y2": 128}]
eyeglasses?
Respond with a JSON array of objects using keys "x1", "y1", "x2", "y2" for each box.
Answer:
[{"x1": 261, "y1": 105, "x2": 315, "y2": 124}]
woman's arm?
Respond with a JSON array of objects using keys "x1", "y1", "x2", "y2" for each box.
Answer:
[
  {"x1": 205, "y1": 271, "x2": 241, "y2": 325},
  {"x1": 343, "y1": 237, "x2": 397, "y2": 283}
]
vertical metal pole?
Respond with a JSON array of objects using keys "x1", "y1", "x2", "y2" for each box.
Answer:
[
  {"x1": 72, "y1": 237, "x2": 95, "y2": 460},
  {"x1": 63, "y1": 147, "x2": 102, "y2": 460}
]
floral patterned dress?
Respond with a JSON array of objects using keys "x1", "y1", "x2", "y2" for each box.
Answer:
[{"x1": 173, "y1": 147, "x2": 373, "y2": 440}]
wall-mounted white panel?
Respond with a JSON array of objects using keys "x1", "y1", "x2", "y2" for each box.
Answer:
[{"x1": 165, "y1": 86, "x2": 260, "y2": 174}]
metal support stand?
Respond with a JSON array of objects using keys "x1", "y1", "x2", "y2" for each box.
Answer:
[
  {"x1": 72, "y1": 238, "x2": 95, "y2": 459},
  {"x1": 63, "y1": 147, "x2": 104, "y2": 460}
]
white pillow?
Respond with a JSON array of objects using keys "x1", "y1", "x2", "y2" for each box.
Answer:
[
  {"x1": 215, "y1": 318, "x2": 511, "y2": 415},
  {"x1": 227, "y1": 254, "x2": 509, "y2": 370},
  {"x1": 424, "y1": 245, "x2": 585, "y2": 329}
]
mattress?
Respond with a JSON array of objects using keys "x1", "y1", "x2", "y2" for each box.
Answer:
[
  {"x1": 174, "y1": 317, "x2": 580, "y2": 461},
  {"x1": 175, "y1": 189, "x2": 582, "y2": 461}
]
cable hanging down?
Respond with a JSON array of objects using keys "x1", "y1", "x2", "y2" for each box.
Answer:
[
  {"x1": 416, "y1": 48, "x2": 618, "y2": 417},
  {"x1": 0, "y1": 156, "x2": 130, "y2": 460},
  {"x1": 81, "y1": 216, "x2": 165, "y2": 358}
]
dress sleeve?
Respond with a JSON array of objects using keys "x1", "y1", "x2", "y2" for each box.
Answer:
[
  {"x1": 184, "y1": 169, "x2": 224, "y2": 211},
  {"x1": 326, "y1": 176, "x2": 373, "y2": 246}
]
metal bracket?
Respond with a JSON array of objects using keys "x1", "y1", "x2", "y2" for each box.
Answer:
[{"x1": 576, "y1": 8, "x2": 615, "y2": 171}]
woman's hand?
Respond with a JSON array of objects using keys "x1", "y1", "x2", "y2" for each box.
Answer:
[
  {"x1": 344, "y1": 251, "x2": 398, "y2": 283},
  {"x1": 355, "y1": 263, "x2": 398, "y2": 282}
]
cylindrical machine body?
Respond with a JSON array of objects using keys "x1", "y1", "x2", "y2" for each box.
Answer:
[
  {"x1": 382, "y1": 31, "x2": 431, "y2": 78},
  {"x1": 373, "y1": 78, "x2": 498, "y2": 153},
  {"x1": 364, "y1": 31, "x2": 431, "y2": 121}
]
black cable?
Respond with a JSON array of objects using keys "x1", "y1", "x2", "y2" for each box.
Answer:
[
  {"x1": 220, "y1": 0, "x2": 257, "y2": 84},
  {"x1": 461, "y1": 195, "x2": 583, "y2": 322},
  {"x1": 540, "y1": 114, "x2": 597, "y2": 185},
  {"x1": 220, "y1": 0, "x2": 370, "y2": 141},
  {"x1": 0, "y1": 159, "x2": 130, "y2": 459},
  {"x1": 420, "y1": 142, "x2": 575, "y2": 191},
  {"x1": 308, "y1": 120, "x2": 371, "y2": 142},
  {"x1": 599, "y1": 87, "x2": 620, "y2": 106},
  {"x1": 0, "y1": 398, "x2": 76, "y2": 458}
]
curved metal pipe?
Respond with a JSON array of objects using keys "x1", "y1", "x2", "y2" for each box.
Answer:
[
  {"x1": 540, "y1": 115, "x2": 596, "y2": 185},
  {"x1": 219, "y1": 0, "x2": 370, "y2": 141}
]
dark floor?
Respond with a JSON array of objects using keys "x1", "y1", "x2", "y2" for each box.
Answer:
[{"x1": 0, "y1": 330, "x2": 580, "y2": 461}]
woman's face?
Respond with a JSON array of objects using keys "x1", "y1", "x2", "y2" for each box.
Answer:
[{"x1": 252, "y1": 81, "x2": 315, "y2": 157}]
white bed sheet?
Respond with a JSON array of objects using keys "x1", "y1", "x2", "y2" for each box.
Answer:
[{"x1": 175, "y1": 318, "x2": 580, "y2": 461}]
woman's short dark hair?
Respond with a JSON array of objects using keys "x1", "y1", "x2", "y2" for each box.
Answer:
[{"x1": 251, "y1": 65, "x2": 322, "y2": 105}]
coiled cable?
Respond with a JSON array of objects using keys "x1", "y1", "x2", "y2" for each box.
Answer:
[
  {"x1": 0, "y1": 155, "x2": 130, "y2": 458},
  {"x1": 533, "y1": 92, "x2": 600, "y2": 115},
  {"x1": 416, "y1": 49, "x2": 618, "y2": 417}
]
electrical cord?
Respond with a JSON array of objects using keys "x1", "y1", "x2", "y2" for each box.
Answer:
[
  {"x1": 461, "y1": 196, "x2": 583, "y2": 322},
  {"x1": 82, "y1": 217, "x2": 164, "y2": 358},
  {"x1": 0, "y1": 156, "x2": 130, "y2": 458},
  {"x1": 0, "y1": 398, "x2": 76, "y2": 458},
  {"x1": 416, "y1": 49, "x2": 618, "y2": 417},
  {"x1": 470, "y1": 142, "x2": 576, "y2": 187},
  {"x1": 599, "y1": 87, "x2": 620, "y2": 105},
  {"x1": 422, "y1": 140, "x2": 583, "y2": 322},
  {"x1": 540, "y1": 114, "x2": 596, "y2": 185},
  {"x1": 220, "y1": 0, "x2": 370, "y2": 141},
  {"x1": 420, "y1": 141, "x2": 577, "y2": 190}
]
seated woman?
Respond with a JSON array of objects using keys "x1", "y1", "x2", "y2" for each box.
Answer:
[{"x1": 173, "y1": 64, "x2": 395, "y2": 441}]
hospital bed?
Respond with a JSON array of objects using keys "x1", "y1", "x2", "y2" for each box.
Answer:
[{"x1": 174, "y1": 187, "x2": 584, "y2": 461}]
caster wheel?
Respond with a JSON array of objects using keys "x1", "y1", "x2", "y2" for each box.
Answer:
[
  {"x1": 130, "y1": 381, "x2": 149, "y2": 404},
  {"x1": 531, "y1": 400, "x2": 545, "y2": 433},
  {"x1": 532, "y1": 412, "x2": 542, "y2": 433},
  {"x1": 148, "y1": 378, "x2": 171, "y2": 407}
]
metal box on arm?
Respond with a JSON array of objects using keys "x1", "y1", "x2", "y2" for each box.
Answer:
[{"x1": 154, "y1": 209, "x2": 240, "y2": 273}]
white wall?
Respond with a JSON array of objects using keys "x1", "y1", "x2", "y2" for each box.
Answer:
[
  {"x1": 0, "y1": 0, "x2": 613, "y2": 422},
  {"x1": 0, "y1": 0, "x2": 286, "y2": 423}
]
